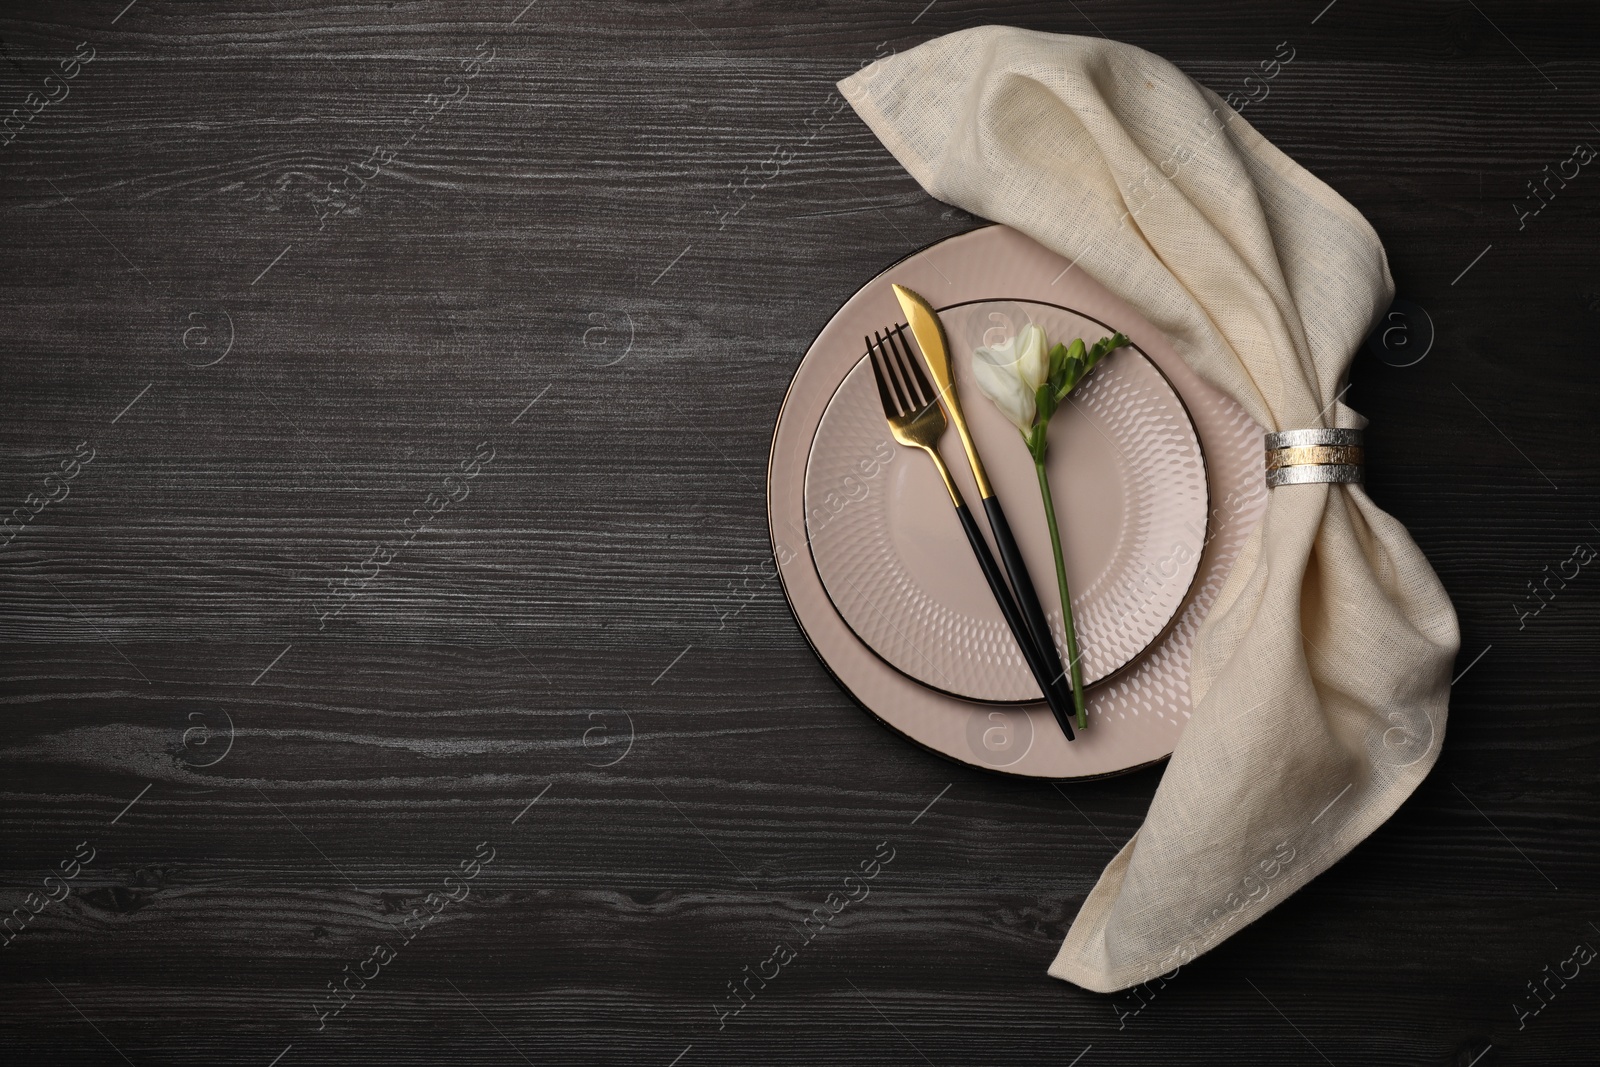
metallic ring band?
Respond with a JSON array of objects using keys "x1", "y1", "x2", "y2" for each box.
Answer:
[
  {"x1": 1267, "y1": 463, "x2": 1364, "y2": 487},
  {"x1": 1264, "y1": 427, "x2": 1364, "y2": 488},
  {"x1": 1264, "y1": 427, "x2": 1363, "y2": 450},
  {"x1": 1265, "y1": 444, "x2": 1365, "y2": 470}
]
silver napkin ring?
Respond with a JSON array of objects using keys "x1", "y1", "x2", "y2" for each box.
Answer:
[{"x1": 1264, "y1": 428, "x2": 1364, "y2": 488}]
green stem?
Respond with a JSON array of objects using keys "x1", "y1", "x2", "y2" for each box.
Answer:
[{"x1": 1034, "y1": 458, "x2": 1086, "y2": 730}]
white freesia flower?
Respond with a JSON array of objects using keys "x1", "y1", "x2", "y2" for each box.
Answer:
[
  {"x1": 972, "y1": 323, "x2": 1048, "y2": 432},
  {"x1": 964, "y1": 318, "x2": 1130, "y2": 734}
]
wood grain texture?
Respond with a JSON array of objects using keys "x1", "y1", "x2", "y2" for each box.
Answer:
[{"x1": 1, "y1": 1, "x2": 1597, "y2": 1064}]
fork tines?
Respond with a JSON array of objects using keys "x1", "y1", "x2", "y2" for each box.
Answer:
[{"x1": 867, "y1": 325, "x2": 938, "y2": 418}]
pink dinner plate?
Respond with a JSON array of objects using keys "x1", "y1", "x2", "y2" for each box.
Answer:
[
  {"x1": 804, "y1": 300, "x2": 1208, "y2": 703},
  {"x1": 769, "y1": 225, "x2": 1267, "y2": 778}
]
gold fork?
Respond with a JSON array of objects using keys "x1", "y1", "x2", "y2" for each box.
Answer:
[{"x1": 867, "y1": 326, "x2": 1076, "y2": 740}]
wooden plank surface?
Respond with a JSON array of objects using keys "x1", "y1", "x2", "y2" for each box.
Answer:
[{"x1": 1, "y1": 1, "x2": 1596, "y2": 1064}]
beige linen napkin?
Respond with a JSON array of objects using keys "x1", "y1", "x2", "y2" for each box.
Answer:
[{"x1": 839, "y1": 26, "x2": 1459, "y2": 993}]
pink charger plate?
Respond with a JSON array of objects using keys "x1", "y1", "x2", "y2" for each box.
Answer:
[{"x1": 768, "y1": 225, "x2": 1267, "y2": 778}]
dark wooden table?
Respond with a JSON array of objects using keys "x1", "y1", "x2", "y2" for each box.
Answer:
[{"x1": 2, "y1": 1, "x2": 1596, "y2": 1064}]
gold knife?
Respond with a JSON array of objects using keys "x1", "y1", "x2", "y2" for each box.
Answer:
[{"x1": 892, "y1": 283, "x2": 1079, "y2": 727}]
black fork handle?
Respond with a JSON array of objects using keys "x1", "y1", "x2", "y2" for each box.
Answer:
[
  {"x1": 954, "y1": 502, "x2": 1075, "y2": 741},
  {"x1": 981, "y1": 494, "x2": 1076, "y2": 718}
]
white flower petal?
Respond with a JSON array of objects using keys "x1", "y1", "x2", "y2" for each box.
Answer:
[
  {"x1": 1015, "y1": 324, "x2": 1048, "y2": 391},
  {"x1": 972, "y1": 346, "x2": 1036, "y2": 432}
]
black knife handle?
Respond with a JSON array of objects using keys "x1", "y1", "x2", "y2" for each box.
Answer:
[
  {"x1": 981, "y1": 495, "x2": 1074, "y2": 708},
  {"x1": 954, "y1": 502, "x2": 1075, "y2": 741}
]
